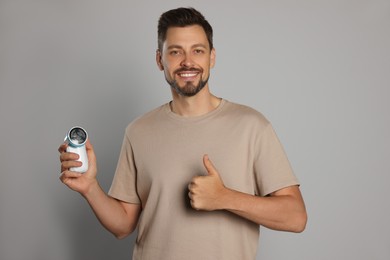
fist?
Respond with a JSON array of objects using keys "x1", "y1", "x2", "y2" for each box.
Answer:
[{"x1": 188, "y1": 155, "x2": 227, "y2": 211}]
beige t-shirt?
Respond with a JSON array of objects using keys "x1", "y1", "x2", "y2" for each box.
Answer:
[{"x1": 109, "y1": 99, "x2": 299, "y2": 260}]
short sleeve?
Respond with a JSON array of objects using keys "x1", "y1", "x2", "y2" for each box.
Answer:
[
  {"x1": 108, "y1": 132, "x2": 141, "y2": 204},
  {"x1": 253, "y1": 123, "x2": 299, "y2": 196}
]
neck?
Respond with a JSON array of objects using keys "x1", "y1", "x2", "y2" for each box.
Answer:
[{"x1": 170, "y1": 86, "x2": 221, "y2": 117}]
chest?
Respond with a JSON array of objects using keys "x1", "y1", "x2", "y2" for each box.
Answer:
[{"x1": 131, "y1": 120, "x2": 258, "y2": 203}]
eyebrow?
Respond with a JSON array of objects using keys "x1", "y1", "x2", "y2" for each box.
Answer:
[{"x1": 167, "y1": 43, "x2": 208, "y2": 50}]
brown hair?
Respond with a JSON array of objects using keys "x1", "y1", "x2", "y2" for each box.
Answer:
[{"x1": 157, "y1": 7, "x2": 213, "y2": 52}]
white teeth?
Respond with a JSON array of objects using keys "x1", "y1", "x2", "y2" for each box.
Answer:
[{"x1": 179, "y1": 73, "x2": 197, "y2": 77}]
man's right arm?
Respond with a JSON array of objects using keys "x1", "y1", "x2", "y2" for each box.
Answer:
[{"x1": 59, "y1": 141, "x2": 141, "y2": 239}]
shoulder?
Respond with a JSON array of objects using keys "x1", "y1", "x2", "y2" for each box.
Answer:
[
  {"x1": 124, "y1": 104, "x2": 168, "y2": 137},
  {"x1": 222, "y1": 100, "x2": 270, "y2": 127}
]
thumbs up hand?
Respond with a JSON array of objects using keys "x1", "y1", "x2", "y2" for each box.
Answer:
[{"x1": 188, "y1": 155, "x2": 228, "y2": 211}]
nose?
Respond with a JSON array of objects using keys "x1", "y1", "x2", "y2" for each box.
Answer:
[{"x1": 180, "y1": 53, "x2": 194, "y2": 68}]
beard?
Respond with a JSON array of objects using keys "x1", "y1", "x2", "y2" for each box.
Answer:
[{"x1": 165, "y1": 69, "x2": 209, "y2": 97}]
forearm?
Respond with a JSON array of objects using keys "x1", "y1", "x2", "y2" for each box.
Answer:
[
  {"x1": 59, "y1": 141, "x2": 140, "y2": 238},
  {"x1": 219, "y1": 187, "x2": 307, "y2": 233},
  {"x1": 82, "y1": 180, "x2": 139, "y2": 239}
]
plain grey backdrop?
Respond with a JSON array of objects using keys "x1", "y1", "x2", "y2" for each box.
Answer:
[{"x1": 1, "y1": 0, "x2": 389, "y2": 259}]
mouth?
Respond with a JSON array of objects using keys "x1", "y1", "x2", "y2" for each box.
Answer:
[{"x1": 176, "y1": 70, "x2": 201, "y2": 82}]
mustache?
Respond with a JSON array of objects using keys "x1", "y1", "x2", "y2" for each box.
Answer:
[{"x1": 174, "y1": 67, "x2": 202, "y2": 74}]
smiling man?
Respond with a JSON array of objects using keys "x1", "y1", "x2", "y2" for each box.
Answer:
[{"x1": 59, "y1": 7, "x2": 307, "y2": 260}]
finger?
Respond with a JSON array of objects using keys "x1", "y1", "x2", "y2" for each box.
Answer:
[
  {"x1": 85, "y1": 139, "x2": 97, "y2": 169},
  {"x1": 59, "y1": 152, "x2": 80, "y2": 162},
  {"x1": 203, "y1": 154, "x2": 218, "y2": 176},
  {"x1": 61, "y1": 160, "x2": 82, "y2": 170},
  {"x1": 190, "y1": 200, "x2": 200, "y2": 211},
  {"x1": 59, "y1": 170, "x2": 83, "y2": 181},
  {"x1": 61, "y1": 162, "x2": 82, "y2": 173},
  {"x1": 85, "y1": 138, "x2": 93, "y2": 150},
  {"x1": 58, "y1": 142, "x2": 68, "y2": 153}
]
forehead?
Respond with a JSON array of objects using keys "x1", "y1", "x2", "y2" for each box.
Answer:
[{"x1": 163, "y1": 25, "x2": 209, "y2": 49}]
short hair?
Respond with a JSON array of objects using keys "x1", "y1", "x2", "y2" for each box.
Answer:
[{"x1": 157, "y1": 7, "x2": 214, "y2": 52}]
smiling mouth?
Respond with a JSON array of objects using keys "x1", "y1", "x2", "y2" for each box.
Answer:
[
  {"x1": 179, "y1": 72, "x2": 198, "y2": 77},
  {"x1": 176, "y1": 70, "x2": 201, "y2": 81}
]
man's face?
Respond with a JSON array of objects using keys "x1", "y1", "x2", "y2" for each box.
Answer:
[{"x1": 157, "y1": 25, "x2": 215, "y2": 97}]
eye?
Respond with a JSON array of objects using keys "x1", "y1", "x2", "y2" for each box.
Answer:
[
  {"x1": 170, "y1": 50, "x2": 182, "y2": 56},
  {"x1": 194, "y1": 49, "x2": 204, "y2": 54}
]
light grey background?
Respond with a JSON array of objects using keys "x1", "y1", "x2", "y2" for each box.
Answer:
[{"x1": 1, "y1": 0, "x2": 389, "y2": 259}]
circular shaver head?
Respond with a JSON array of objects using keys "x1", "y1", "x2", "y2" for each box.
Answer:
[{"x1": 67, "y1": 126, "x2": 88, "y2": 147}]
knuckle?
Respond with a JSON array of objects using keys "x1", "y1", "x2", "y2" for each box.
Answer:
[
  {"x1": 192, "y1": 176, "x2": 202, "y2": 184},
  {"x1": 193, "y1": 202, "x2": 201, "y2": 211},
  {"x1": 190, "y1": 200, "x2": 198, "y2": 210}
]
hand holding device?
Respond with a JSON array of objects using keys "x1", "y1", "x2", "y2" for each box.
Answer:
[{"x1": 65, "y1": 126, "x2": 89, "y2": 173}]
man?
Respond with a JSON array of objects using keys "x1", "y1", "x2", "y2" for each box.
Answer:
[{"x1": 59, "y1": 7, "x2": 307, "y2": 260}]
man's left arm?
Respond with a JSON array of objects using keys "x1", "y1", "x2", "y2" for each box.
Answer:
[{"x1": 188, "y1": 155, "x2": 307, "y2": 233}]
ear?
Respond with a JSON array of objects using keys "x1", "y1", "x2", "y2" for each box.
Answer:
[
  {"x1": 210, "y1": 48, "x2": 216, "y2": 69},
  {"x1": 156, "y1": 49, "x2": 164, "y2": 71}
]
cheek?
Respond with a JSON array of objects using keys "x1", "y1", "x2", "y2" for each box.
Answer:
[
  {"x1": 163, "y1": 68, "x2": 171, "y2": 79},
  {"x1": 202, "y1": 62, "x2": 211, "y2": 74},
  {"x1": 163, "y1": 61, "x2": 179, "y2": 74}
]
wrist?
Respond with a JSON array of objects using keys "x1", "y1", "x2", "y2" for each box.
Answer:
[
  {"x1": 81, "y1": 178, "x2": 100, "y2": 199},
  {"x1": 217, "y1": 186, "x2": 235, "y2": 210}
]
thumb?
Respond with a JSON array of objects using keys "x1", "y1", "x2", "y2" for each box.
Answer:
[
  {"x1": 85, "y1": 139, "x2": 97, "y2": 173},
  {"x1": 203, "y1": 154, "x2": 219, "y2": 176},
  {"x1": 85, "y1": 139, "x2": 96, "y2": 160}
]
